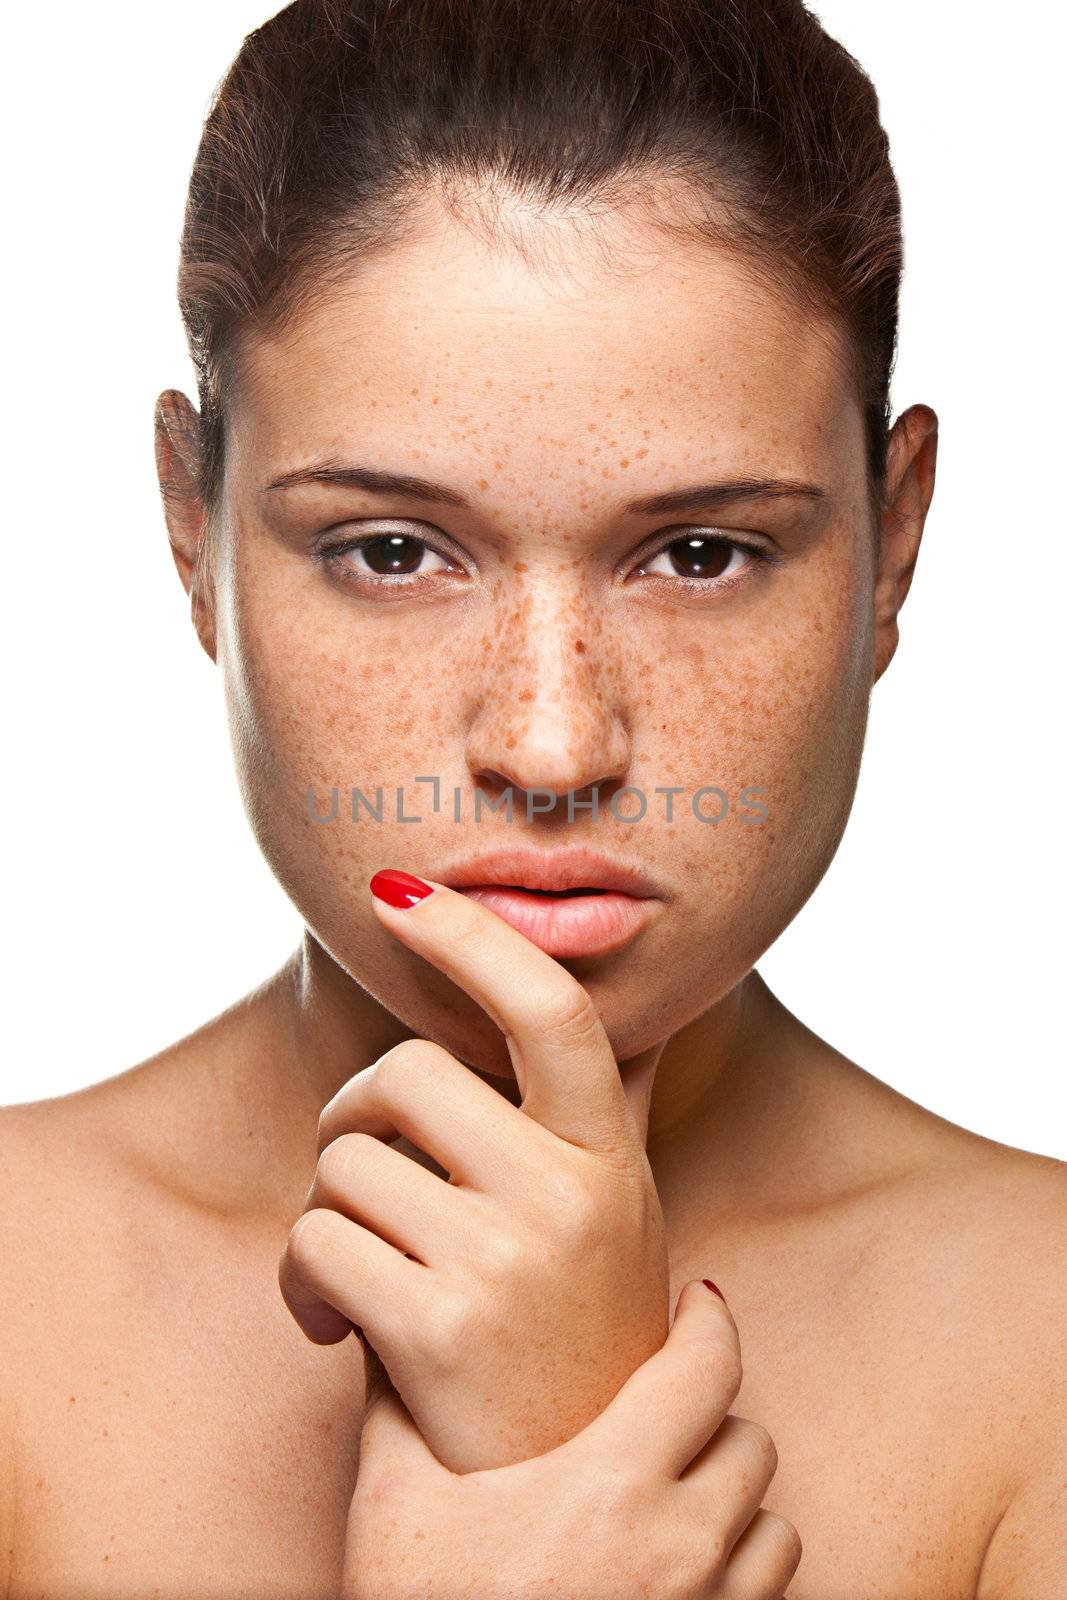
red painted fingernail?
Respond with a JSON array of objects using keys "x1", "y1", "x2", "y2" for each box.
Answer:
[
  {"x1": 702, "y1": 1278, "x2": 726, "y2": 1301},
  {"x1": 370, "y1": 869, "x2": 435, "y2": 908}
]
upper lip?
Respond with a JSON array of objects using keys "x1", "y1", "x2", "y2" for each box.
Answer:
[{"x1": 438, "y1": 844, "x2": 662, "y2": 898}]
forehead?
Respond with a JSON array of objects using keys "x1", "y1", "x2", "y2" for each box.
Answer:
[{"x1": 231, "y1": 198, "x2": 861, "y2": 490}]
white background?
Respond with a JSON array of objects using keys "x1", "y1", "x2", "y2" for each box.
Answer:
[{"x1": 2, "y1": 3, "x2": 1063, "y2": 1158}]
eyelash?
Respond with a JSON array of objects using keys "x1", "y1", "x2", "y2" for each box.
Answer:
[{"x1": 315, "y1": 526, "x2": 776, "y2": 596}]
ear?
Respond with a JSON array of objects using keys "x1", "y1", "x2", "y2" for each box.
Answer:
[
  {"x1": 154, "y1": 389, "x2": 218, "y2": 663},
  {"x1": 871, "y1": 402, "x2": 938, "y2": 685}
]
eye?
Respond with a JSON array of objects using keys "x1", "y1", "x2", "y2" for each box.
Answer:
[
  {"x1": 635, "y1": 531, "x2": 772, "y2": 592},
  {"x1": 317, "y1": 526, "x2": 460, "y2": 584}
]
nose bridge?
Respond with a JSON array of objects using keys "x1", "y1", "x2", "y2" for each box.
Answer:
[{"x1": 464, "y1": 565, "x2": 630, "y2": 796}]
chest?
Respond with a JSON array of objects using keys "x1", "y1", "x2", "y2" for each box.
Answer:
[{"x1": 11, "y1": 1250, "x2": 999, "y2": 1600}]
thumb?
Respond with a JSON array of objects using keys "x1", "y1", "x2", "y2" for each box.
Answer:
[
  {"x1": 358, "y1": 1339, "x2": 449, "y2": 1481},
  {"x1": 574, "y1": 1277, "x2": 741, "y2": 1479}
]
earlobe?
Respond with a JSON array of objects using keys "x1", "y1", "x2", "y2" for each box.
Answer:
[
  {"x1": 871, "y1": 404, "x2": 939, "y2": 685},
  {"x1": 153, "y1": 389, "x2": 218, "y2": 662}
]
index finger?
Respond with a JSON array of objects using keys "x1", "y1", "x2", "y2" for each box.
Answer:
[{"x1": 367, "y1": 869, "x2": 649, "y2": 1152}]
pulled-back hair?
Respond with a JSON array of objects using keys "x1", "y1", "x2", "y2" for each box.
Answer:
[{"x1": 177, "y1": 0, "x2": 902, "y2": 534}]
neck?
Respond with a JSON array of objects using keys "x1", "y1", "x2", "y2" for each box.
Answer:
[{"x1": 246, "y1": 930, "x2": 814, "y2": 1225}]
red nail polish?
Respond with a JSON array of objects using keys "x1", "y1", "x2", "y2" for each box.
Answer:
[
  {"x1": 370, "y1": 869, "x2": 435, "y2": 908},
  {"x1": 702, "y1": 1278, "x2": 726, "y2": 1301}
]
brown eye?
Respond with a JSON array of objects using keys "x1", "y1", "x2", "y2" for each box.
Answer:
[
  {"x1": 641, "y1": 535, "x2": 758, "y2": 585},
  {"x1": 353, "y1": 534, "x2": 434, "y2": 574},
  {"x1": 321, "y1": 530, "x2": 456, "y2": 581}
]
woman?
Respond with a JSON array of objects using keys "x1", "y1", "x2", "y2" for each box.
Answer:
[{"x1": 1, "y1": 0, "x2": 1063, "y2": 1595}]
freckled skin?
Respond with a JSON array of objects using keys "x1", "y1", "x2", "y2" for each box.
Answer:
[
  {"x1": 213, "y1": 190, "x2": 886, "y2": 1098},
  {"x1": 7, "y1": 180, "x2": 1065, "y2": 1600}
]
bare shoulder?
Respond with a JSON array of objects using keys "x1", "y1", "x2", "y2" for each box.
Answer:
[
  {"x1": 0, "y1": 1067, "x2": 179, "y2": 1332},
  {"x1": 0, "y1": 997, "x2": 273, "y2": 1338},
  {"x1": 940, "y1": 1137, "x2": 1067, "y2": 1597},
  {"x1": 896, "y1": 1117, "x2": 1067, "y2": 1462},
  {"x1": 0, "y1": 1084, "x2": 154, "y2": 1595}
]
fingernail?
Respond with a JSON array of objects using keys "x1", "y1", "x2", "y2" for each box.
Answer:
[
  {"x1": 370, "y1": 869, "x2": 435, "y2": 908},
  {"x1": 702, "y1": 1278, "x2": 726, "y2": 1301}
]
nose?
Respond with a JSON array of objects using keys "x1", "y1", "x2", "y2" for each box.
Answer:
[{"x1": 463, "y1": 572, "x2": 632, "y2": 811}]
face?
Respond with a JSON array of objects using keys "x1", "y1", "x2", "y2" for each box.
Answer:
[{"x1": 179, "y1": 192, "x2": 897, "y2": 1077}]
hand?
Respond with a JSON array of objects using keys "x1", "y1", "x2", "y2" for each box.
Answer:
[
  {"x1": 278, "y1": 872, "x2": 671, "y2": 1472},
  {"x1": 344, "y1": 1280, "x2": 802, "y2": 1600}
]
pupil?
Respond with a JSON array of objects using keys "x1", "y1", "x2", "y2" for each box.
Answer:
[
  {"x1": 668, "y1": 537, "x2": 730, "y2": 579},
  {"x1": 363, "y1": 535, "x2": 424, "y2": 575}
]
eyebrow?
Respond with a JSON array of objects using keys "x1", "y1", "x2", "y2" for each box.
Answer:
[{"x1": 262, "y1": 461, "x2": 829, "y2": 516}]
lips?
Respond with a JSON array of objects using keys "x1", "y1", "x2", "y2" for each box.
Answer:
[
  {"x1": 438, "y1": 845, "x2": 663, "y2": 957},
  {"x1": 438, "y1": 844, "x2": 661, "y2": 899}
]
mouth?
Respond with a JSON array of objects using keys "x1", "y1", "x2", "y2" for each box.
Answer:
[
  {"x1": 438, "y1": 847, "x2": 664, "y2": 958},
  {"x1": 454, "y1": 883, "x2": 659, "y2": 958}
]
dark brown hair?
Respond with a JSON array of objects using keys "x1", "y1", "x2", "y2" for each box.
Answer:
[{"x1": 177, "y1": 0, "x2": 902, "y2": 540}]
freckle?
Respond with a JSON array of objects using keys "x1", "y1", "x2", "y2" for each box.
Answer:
[
  {"x1": 69, "y1": 1395, "x2": 76, "y2": 1404},
  {"x1": 485, "y1": 378, "x2": 493, "y2": 387},
  {"x1": 620, "y1": 387, "x2": 633, "y2": 397},
  {"x1": 409, "y1": 387, "x2": 419, "y2": 396},
  {"x1": 574, "y1": 639, "x2": 586, "y2": 653},
  {"x1": 478, "y1": 478, "x2": 489, "y2": 491},
  {"x1": 431, "y1": 396, "x2": 439, "y2": 405},
  {"x1": 587, "y1": 422, "x2": 597, "y2": 432},
  {"x1": 619, "y1": 458, "x2": 629, "y2": 468},
  {"x1": 513, "y1": 561, "x2": 528, "y2": 573},
  {"x1": 102, "y1": 1426, "x2": 109, "y2": 1437}
]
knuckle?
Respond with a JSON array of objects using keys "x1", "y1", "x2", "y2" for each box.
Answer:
[
  {"x1": 716, "y1": 1340, "x2": 744, "y2": 1399},
  {"x1": 693, "y1": 1526, "x2": 729, "y2": 1582},
  {"x1": 687, "y1": 1334, "x2": 743, "y2": 1400},
  {"x1": 371, "y1": 1038, "x2": 443, "y2": 1096},
  {"x1": 676, "y1": 1345, "x2": 730, "y2": 1414},
  {"x1": 316, "y1": 1131, "x2": 371, "y2": 1190},
  {"x1": 285, "y1": 1206, "x2": 337, "y2": 1270},
  {"x1": 537, "y1": 977, "x2": 602, "y2": 1048},
  {"x1": 738, "y1": 1416, "x2": 778, "y2": 1477},
  {"x1": 448, "y1": 892, "x2": 497, "y2": 951},
  {"x1": 539, "y1": 1162, "x2": 598, "y2": 1234},
  {"x1": 413, "y1": 1284, "x2": 473, "y2": 1368},
  {"x1": 477, "y1": 1223, "x2": 525, "y2": 1282},
  {"x1": 762, "y1": 1509, "x2": 804, "y2": 1570}
]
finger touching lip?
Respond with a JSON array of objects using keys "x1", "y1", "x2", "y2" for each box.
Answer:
[{"x1": 365, "y1": 870, "x2": 648, "y2": 1148}]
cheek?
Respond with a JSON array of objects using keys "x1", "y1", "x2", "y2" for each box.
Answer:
[
  {"x1": 640, "y1": 541, "x2": 873, "y2": 921},
  {"x1": 217, "y1": 556, "x2": 468, "y2": 924}
]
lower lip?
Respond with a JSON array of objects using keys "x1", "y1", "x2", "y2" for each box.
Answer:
[{"x1": 453, "y1": 885, "x2": 659, "y2": 958}]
